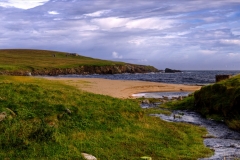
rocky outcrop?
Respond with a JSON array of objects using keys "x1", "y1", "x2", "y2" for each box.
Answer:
[
  {"x1": 0, "y1": 64, "x2": 159, "y2": 76},
  {"x1": 164, "y1": 68, "x2": 182, "y2": 73}
]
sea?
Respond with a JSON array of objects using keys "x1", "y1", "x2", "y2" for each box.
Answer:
[{"x1": 58, "y1": 70, "x2": 240, "y2": 85}]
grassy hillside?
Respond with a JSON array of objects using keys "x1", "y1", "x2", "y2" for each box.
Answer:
[
  {"x1": 0, "y1": 76, "x2": 212, "y2": 159},
  {"x1": 165, "y1": 75, "x2": 240, "y2": 131},
  {"x1": 0, "y1": 49, "x2": 124, "y2": 71}
]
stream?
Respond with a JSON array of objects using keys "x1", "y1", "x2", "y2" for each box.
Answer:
[
  {"x1": 152, "y1": 111, "x2": 240, "y2": 160},
  {"x1": 136, "y1": 92, "x2": 240, "y2": 160}
]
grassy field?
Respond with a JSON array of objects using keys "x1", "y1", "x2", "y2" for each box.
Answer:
[
  {"x1": 0, "y1": 49, "x2": 124, "y2": 71},
  {"x1": 163, "y1": 75, "x2": 240, "y2": 131},
  {"x1": 0, "y1": 76, "x2": 212, "y2": 159}
]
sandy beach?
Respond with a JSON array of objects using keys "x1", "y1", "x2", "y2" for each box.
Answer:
[{"x1": 45, "y1": 77, "x2": 201, "y2": 99}]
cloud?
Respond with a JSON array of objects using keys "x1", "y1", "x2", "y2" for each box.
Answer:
[
  {"x1": 128, "y1": 37, "x2": 146, "y2": 46},
  {"x1": 1, "y1": 0, "x2": 240, "y2": 70},
  {"x1": 126, "y1": 18, "x2": 176, "y2": 30},
  {"x1": 92, "y1": 17, "x2": 176, "y2": 30},
  {"x1": 91, "y1": 17, "x2": 129, "y2": 29},
  {"x1": 84, "y1": 10, "x2": 111, "y2": 17},
  {"x1": 228, "y1": 53, "x2": 240, "y2": 57},
  {"x1": 200, "y1": 50, "x2": 217, "y2": 55},
  {"x1": 48, "y1": 11, "x2": 59, "y2": 15},
  {"x1": 112, "y1": 51, "x2": 123, "y2": 59},
  {"x1": 0, "y1": 0, "x2": 49, "y2": 9},
  {"x1": 220, "y1": 39, "x2": 240, "y2": 45}
]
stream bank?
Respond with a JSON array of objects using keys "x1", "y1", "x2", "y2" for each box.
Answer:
[
  {"x1": 153, "y1": 111, "x2": 240, "y2": 160},
  {"x1": 138, "y1": 92, "x2": 240, "y2": 160}
]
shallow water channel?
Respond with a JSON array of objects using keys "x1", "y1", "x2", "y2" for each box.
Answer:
[{"x1": 136, "y1": 92, "x2": 240, "y2": 160}]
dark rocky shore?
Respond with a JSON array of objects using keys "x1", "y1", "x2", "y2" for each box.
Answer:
[{"x1": 0, "y1": 64, "x2": 160, "y2": 76}]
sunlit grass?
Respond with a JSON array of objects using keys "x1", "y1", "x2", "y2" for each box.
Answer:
[
  {"x1": 0, "y1": 49, "x2": 124, "y2": 72},
  {"x1": 0, "y1": 76, "x2": 212, "y2": 159}
]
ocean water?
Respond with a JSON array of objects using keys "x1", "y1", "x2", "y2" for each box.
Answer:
[{"x1": 59, "y1": 70, "x2": 240, "y2": 85}]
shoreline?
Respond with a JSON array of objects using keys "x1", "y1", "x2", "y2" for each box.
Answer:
[{"x1": 44, "y1": 77, "x2": 201, "y2": 99}]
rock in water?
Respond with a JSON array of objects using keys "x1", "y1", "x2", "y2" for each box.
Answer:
[
  {"x1": 81, "y1": 153, "x2": 97, "y2": 160},
  {"x1": 164, "y1": 68, "x2": 182, "y2": 73}
]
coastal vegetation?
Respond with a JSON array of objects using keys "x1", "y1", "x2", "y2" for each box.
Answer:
[
  {"x1": 165, "y1": 75, "x2": 240, "y2": 131},
  {"x1": 0, "y1": 49, "x2": 158, "y2": 75},
  {"x1": 0, "y1": 76, "x2": 212, "y2": 159}
]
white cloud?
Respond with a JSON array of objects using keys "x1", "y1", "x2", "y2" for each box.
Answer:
[
  {"x1": 128, "y1": 38, "x2": 146, "y2": 46},
  {"x1": 228, "y1": 53, "x2": 240, "y2": 57},
  {"x1": 200, "y1": 50, "x2": 217, "y2": 55},
  {"x1": 126, "y1": 18, "x2": 175, "y2": 30},
  {"x1": 0, "y1": 0, "x2": 49, "y2": 9},
  {"x1": 91, "y1": 17, "x2": 129, "y2": 29},
  {"x1": 220, "y1": 39, "x2": 240, "y2": 45},
  {"x1": 84, "y1": 10, "x2": 111, "y2": 17},
  {"x1": 92, "y1": 17, "x2": 175, "y2": 30},
  {"x1": 48, "y1": 11, "x2": 59, "y2": 15},
  {"x1": 112, "y1": 51, "x2": 123, "y2": 59}
]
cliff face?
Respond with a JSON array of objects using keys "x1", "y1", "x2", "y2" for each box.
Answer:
[{"x1": 0, "y1": 64, "x2": 159, "y2": 76}]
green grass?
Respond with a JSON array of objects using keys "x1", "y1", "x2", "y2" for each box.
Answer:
[
  {"x1": 164, "y1": 75, "x2": 240, "y2": 131},
  {"x1": 194, "y1": 75, "x2": 240, "y2": 131},
  {"x1": 0, "y1": 76, "x2": 212, "y2": 159},
  {"x1": 0, "y1": 49, "x2": 124, "y2": 71}
]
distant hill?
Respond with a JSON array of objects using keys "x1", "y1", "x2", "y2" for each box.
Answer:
[{"x1": 0, "y1": 49, "x2": 159, "y2": 76}]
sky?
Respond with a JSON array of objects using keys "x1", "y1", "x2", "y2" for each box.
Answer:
[{"x1": 1, "y1": 0, "x2": 240, "y2": 70}]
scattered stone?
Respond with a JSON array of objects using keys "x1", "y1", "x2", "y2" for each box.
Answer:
[
  {"x1": 202, "y1": 134, "x2": 215, "y2": 138},
  {"x1": 162, "y1": 96, "x2": 169, "y2": 100},
  {"x1": 0, "y1": 112, "x2": 7, "y2": 121},
  {"x1": 81, "y1": 153, "x2": 97, "y2": 160},
  {"x1": 141, "y1": 156, "x2": 152, "y2": 160},
  {"x1": 173, "y1": 114, "x2": 182, "y2": 119},
  {"x1": 177, "y1": 96, "x2": 182, "y2": 100},
  {"x1": 65, "y1": 108, "x2": 72, "y2": 114},
  {"x1": 142, "y1": 99, "x2": 150, "y2": 104}
]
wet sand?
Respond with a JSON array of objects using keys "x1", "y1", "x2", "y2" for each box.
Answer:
[{"x1": 45, "y1": 77, "x2": 201, "y2": 99}]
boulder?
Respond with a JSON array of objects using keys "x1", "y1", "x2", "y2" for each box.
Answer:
[{"x1": 81, "y1": 153, "x2": 97, "y2": 160}]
